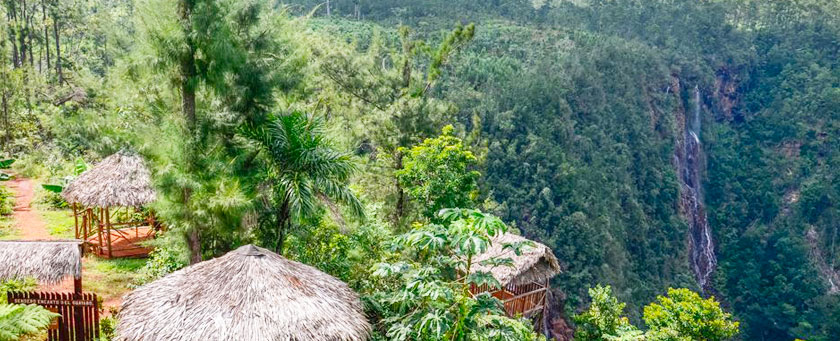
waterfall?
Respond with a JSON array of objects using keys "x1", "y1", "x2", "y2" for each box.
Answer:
[{"x1": 679, "y1": 86, "x2": 717, "y2": 292}]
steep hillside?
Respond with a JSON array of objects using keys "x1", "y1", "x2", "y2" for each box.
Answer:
[{"x1": 296, "y1": 0, "x2": 840, "y2": 339}]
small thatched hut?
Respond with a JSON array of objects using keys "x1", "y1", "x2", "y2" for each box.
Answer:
[
  {"x1": 0, "y1": 240, "x2": 82, "y2": 285},
  {"x1": 115, "y1": 244, "x2": 371, "y2": 341},
  {"x1": 470, "y1": 233, "x2": 561, "y2": 317},
  {"x1": 62, "y1": 151, "x2": 156, "y2": 208},
  {"x1": 62, "y1": 151, "x2": 158, "y2": 258}
]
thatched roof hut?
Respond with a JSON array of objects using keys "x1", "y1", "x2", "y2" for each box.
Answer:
[
  {"x1": 116, "y1": 244, "x2": 371, "y2": 341},
  {"x1": 0, "y1": 240, "x2": 82, "y2": 284},
  {"x1": 472, "y1": 233, "x2": 562, "y2": 286},
  {"x1": 62, "y1": 151, "x2": 156, "y2": 208}
]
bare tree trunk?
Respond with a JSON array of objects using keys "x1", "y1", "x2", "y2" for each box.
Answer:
[
  {"x1": 19, "y1": 0, "x2": 27, "y2": 66},
  {"x1": 187, "y1": 226, "x2": 202, "y2": 264},
  {"x1": 1, "y1": 91, "x2": 9, "y2": 147},
  {"x1": 43, "y1": 0, "x2": 50, "y2": 71},
  {"x1": 53, "y1": 11, "x2": 62, "y2": 84},
  {"x1": 275, "y1": 202, "x2": 290, "y2": 254},
  {"x1": 394, "y1": 152, "x2": 405, "y2": 226},
  {"x1": 326, "y1": 0, "x2": 330, "y2": 16},
  {"x1": 27, "y1": 10, "x2": 34, "y2": 68},
  {"x1": 6, "y1": 6, "x2": 20, "y2": 67}
]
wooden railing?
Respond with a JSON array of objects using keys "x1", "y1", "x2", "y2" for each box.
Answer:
[
  {"x1": 470, "y1": 280, "x2": 548, "y2": 317},
  {"x1": 7, "y1": 291, "x2": 100, "y2": 341}
]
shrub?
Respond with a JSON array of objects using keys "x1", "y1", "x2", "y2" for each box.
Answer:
[
  {"x1": 134, "y1": 235, "x2": 188, "y2": 286},
  {"x1": 0, "y1": 185, "x2": 13, "y2": 216}
]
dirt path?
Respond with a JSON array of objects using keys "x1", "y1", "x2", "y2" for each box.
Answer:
[
  {"x1": 7, "y1": 177, "x2": 76, "y2": 292},
  {"x1": 7, "y1": 177, "x2": 52, "y2": 240}
]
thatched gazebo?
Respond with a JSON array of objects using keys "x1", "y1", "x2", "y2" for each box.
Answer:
[
  {"x1": 62, "y1": 151, "x2": 158, "y2": 258},
  {"x1": 115, "y1": 244, "x2": 371, "y2": 341},
  {"x1": 470, "y1": 233, "x2": 561, "y2": 317}
]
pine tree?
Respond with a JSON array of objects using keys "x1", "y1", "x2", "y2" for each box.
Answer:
[{"x1": 138, "y1": 0, "x2": 299, "y2": 262}]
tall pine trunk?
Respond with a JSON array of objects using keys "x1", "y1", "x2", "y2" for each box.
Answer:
[
  {"x1": 27, "y1": 10, "x2": 34, "y2": 68},
  {"x1": 53, "y1": 11, "x2": 62, "y2": 84},
  {"x1": 6, "y1": 5, "x2": 20, "y2": 67},
  {"x1": 179, "y1": 0, "x2": 201, "y2": 264},
  {"x1": 19, "y1": 0, "x2": 27, "y2": 66},
  {"x1": 1, "y1": 90, "x2": 8, "y2": 147},
  {"x1": 43, "y1": 0, "x2": 50, "y2": 72}
]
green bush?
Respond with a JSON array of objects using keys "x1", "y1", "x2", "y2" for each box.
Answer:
[
  {"x1": 134, "y1": 235, "x2": 189, "y2": 286},
  {"x1": 0, "y1": 185, "x2": 13, "y2": 216}
]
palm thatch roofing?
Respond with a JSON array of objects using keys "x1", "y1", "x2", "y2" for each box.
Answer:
[
  {"x1": 472, "y1": 233, "x2": 562, "y2": 287},
  {"x1": 115, "y1": 244, "x2": 371, "y2": 341},
  {"x1": 62, "y1": 151, "x2": 156, "y2": 207},
  {"x1": 0, "y1": 240, "x2": 82, "y2": 284}
]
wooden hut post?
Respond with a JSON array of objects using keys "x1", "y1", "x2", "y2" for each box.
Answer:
[
  {"x1": 72, "y1": 203, "x2": 79, "y2": 239},
  {"x1": 73, "y1": 242, "x2": 85, "y2": 341},
  {"x1": 95, "y1": 209, "x2": 103, "y2": 254},
  {"x1": 105, "y1": 207, "x2": 113, "y2": 258}
]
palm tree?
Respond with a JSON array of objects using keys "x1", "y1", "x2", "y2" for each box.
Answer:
[{"x1": 240, "y1": 111, "x2": 363, "y2": 253}]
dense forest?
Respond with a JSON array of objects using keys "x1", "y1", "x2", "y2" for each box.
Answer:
[{"x1": 1, "y1": 0, "x2": 838, "y2": 340}]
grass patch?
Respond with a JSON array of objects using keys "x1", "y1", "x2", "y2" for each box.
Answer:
[
  {"x1": 0, "y1": 184, "x2": 17, "y2": 239},
  {"x1": 0, "y1": 215, "x2": 20, "y2": 240},
  {"x1": 82, "y1": 257, "x2": 148, "y2": 305},
  {"x1": 39, "y1": 206, "x2": 76, "y2": 239}
]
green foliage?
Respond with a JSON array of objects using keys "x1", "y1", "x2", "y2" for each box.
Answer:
[
  {"x1": 135, "y1": 234, "x2": 189, "y2": 285},
  {"x1": 574, "y1": 285, "x2": 641, "y2": 341},
  {"x1": 98, "y1": 314, "x2": 117, "y2": 341},
  {"x1": 643, "y1": 288, "x2": 739, "y2": 341},
  {"x1": 40, "y1": 184, "x2": 63, "y2": 193},
  {"x1": 134, "y1": 0, "x2": 306, "y2": 261},
  {"x1": 0, "y1": 279, "x2": 56, "y2": 341},
  {"x1": 396, "y1": 125, "x2": 480, "y2": 218},
  {"x1": 371, "y1": 208, "x2": 545, "y2": 341},
  {"x1": 37, "y1": 157, "x2": 89, "y2": 208},
  {"x1": 310, "y1": 21, "x2": 475, "y2": 225},
  {"x1": 0, "y1": 159, "x2": 12, "y2": 181},
  {"x1": 0, "y1": 304, "x2": 58, "y2": 341},
  {"x1": 0, "y1": 185, "x2": 12, "y2": 216},
  {"x1": 286, "y1": 213, "x2": 393, "y2": 291},
  {"x1": 0, "y1": 279, "x2": 36, "y2": 304},
  {"x1": 3, "y1": 0, "x2": 840, "y2": 339},
  {"x1": 238, "y1": 111, "x2": 363, "y2": 253},
  {"x1": 577, "y1": 286, "x2": 738, "y2": 341}
]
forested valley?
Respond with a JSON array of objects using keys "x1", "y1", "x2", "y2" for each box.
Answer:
[{"x1": 1, "y1": 0, "x2": 839, "y2": 340}]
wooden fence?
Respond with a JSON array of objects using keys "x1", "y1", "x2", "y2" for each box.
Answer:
[{"x1": 7, "y1": 291, "x2": 100, "y2": 341}]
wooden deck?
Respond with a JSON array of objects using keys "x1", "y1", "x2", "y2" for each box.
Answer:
[
  {"x1": 85, "y1": 226, "x2": 154, "y2": 258},
  {"x1": 471, "y1": 281, "x2": 548, "y2": 317}
]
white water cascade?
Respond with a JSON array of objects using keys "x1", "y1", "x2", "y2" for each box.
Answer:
[{"x1": 680, "y1": 86, "x2": 717, "y2": 291}]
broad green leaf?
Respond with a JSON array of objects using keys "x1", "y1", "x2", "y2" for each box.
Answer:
[
  {"x1": 41, "y1": 184, "x2": 64, "y2": 193},
  {"x1": 466, "y1": 271, "x2": 501, "y2": 289},
  {"x1": 0, "y1": 159, "x2": 14, "y2": 169}
]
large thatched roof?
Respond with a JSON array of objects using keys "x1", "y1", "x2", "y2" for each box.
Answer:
[
  {"x1": 116, "y1": 245, "x2": 370, "y2": 341},
  {"x1": 0, "y1": 240, "x2": 82, "y2": 284},
  {"x1": 62, "y1": 151, "x2": 156, "y2": 207},
  {"x1": 472, "y1": 233, "x2": 562, "y2": 286}
]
